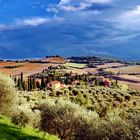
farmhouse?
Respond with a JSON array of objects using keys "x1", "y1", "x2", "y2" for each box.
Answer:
[
  {"x1": 47, "y1": 80, "x2": 61, "y2": 90},
  {"x1": 103, "y1": 79, "x2": 111, "y2": 87},
  {"x1": 97, "y1": 76, "x2": 111, "y2": 87}
]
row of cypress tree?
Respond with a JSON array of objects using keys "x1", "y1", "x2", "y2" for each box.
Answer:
[{"x1": 14, "y1": 72, "x2": 46, "y2": 91}]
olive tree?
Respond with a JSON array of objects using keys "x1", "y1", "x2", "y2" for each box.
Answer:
[{"x1": 0, "y1": 73, "x2": 18, "y2": 115}]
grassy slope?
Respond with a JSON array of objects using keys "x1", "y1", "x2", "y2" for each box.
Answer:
[{"x1": 0, "y1": 115, "x2": 58, "y2": 140}]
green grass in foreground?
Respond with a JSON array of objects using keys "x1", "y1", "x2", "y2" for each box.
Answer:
[{"x1": 0, "y1": 115, "x2": 58, "y2": 140}]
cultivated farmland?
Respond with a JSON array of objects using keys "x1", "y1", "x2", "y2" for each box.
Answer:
[
  {"x1": 64, "y1": 62, "x2": 87, "y2": 69},
  {"x1": 105, "y1": 65, "x2": 140, "y2": 74},
  {"x1": 0, "y1": 61, "x2": 58, "y2": 77}
]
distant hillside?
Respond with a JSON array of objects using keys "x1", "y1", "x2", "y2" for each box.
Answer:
[{"x1": 42, "y1": 56, "x2": 66, "y2": 64}]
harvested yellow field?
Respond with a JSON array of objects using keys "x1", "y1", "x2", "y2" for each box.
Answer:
[
  {"x1": 0, "y1": 62, "x2": 58, "y2": 77},
  {"x1": 97, "y1": 62, "x2": 125, "y2": 69},
  {"x1": 106, "y1": 65, "x2": 140, "y2": 74},
  {"x1": 84, "y1": 68, "x2": 98, "y2": 74}
]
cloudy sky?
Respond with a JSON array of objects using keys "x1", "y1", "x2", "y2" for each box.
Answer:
[{"x1": 0, "y1": 0, "x2": 140, "y2": 60}]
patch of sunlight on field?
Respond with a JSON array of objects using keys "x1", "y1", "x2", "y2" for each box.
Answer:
[
  {"x1": 105, "y1": 65, "x2": 140, "y2": 74},
  {"x1": 64, "y1": 63, "x2": 87, "y2": 69}
]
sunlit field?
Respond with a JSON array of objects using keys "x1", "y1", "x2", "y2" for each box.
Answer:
[
  {"x1": 64, "y1": 62, "x2": 87, "y2": 69},
  {"x1": 105, "y1": 65, "x2": 140, "y2": 74}
]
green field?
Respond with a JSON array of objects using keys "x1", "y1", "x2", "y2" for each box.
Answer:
[{"x1": 64, "y1": 63, "x2": 87, "y2": 69}]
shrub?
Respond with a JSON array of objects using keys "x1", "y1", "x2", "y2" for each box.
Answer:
[
  {"x1": 88, "y1": 89, "x2": 92, "y2": 94},
  {"x1": 42, "y1": 95, "x2": 46, "y2": 99},
  {"x1": 86, "y1": 105, "x2": 95, "y2": 111},
  {"x1": 38, "y1": 98, "x2": 99, "y2": 140},
  {"x1": 0, "y1": 73, "x2": 18, "y2": 115},
  {"x1": 90, "y1": 98, "x2": 95, "y2": 105},
  {"x1": 115, "y1": 95, "x2": 124, "y2": 103},
  {"x1": 123, "y1": 103, "x2": 127, "y2": 107},
  {"x1": 75, "y1": 92, "x2": 85, "y2": 105},
  {"x1": 74, "y1": 115, "x2": 96, "y2": 140},
  {"x1": 133, "y1": 101, "x2": 137, "y2": 106},
  {"x1": 107, "y1": 98, "x2": 113, "y2": 102},
  {"x1": 125, "y1": 95, "x2": 131, "y2": 101},
  {"x1": 113, "y1": 93, "x2": 117, "y2": 98},
  {"x1": 11, "y1": 110, "x2": 31, "y2": 128},
  {"x1": 37, "y1": 97, "x2": 139, "y2": 140},
  {"x1": 96, "y1": 105, "x2": 109, "y2": 118},
  {"x1": 96, "y1": 118, "x2": 133, "y2": 140},
  {"x1": 113, "y1": 101, "x2": 120, "y2": 108},
  {"x1": 124, "y1": 110, "x2": 140, "y2": 139},
  {"x1": 49, "y1": 92, "x2": 55, "y2": 96},
  {"x1": 56, "y1": 91, "x2": 63, "y2": 96},
  {"x1": 92, "y1": 92, "x2": 95, "y2": 95},
  {"x1": 26, "y1": 96, "x2": 30, "y2": 102},
  {"x1": 39, "y1": 99, "x2": 77, "y2": 140},
  {"x1": 68, "y1": 86, "x2": 72, "y2": 91},
  {"x1": 11, "y1": 106, "x2": 40, "y2": 128},
  {"x1": 72, "y1": 89, "x2": 79, "y2": 96}
]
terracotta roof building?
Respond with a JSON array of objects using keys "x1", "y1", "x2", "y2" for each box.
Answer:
[
  {"x1": 97, "y1": 76, "x2": 111, "y2": 87},
  {"x1": 47, "y1": 80, "x2": 61, "y2": 90}
]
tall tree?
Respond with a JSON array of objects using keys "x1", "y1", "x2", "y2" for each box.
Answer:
[
  {"x1": 28, "y1": 77, "x2": 31, "y2": 91},
  {"x1": 41, "y1": 76, "x2": 46, "y2": 89},
  {"x1": 20, "y1": 72, "x2": 23, "y2": 86},
  {"x1": 30, "y1": 77, "x2": 33, "y2": 91},
  {"x1": 22, "y1": 80, "x2": 27, "y2": 91},
  {"x1": 32, "y1": 77, "x2": 36, "y2": 89},
  {"x1": 17, "y1": 78, "x2": 22, "y2": 90}
]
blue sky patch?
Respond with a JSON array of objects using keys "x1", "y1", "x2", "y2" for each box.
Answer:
[{"x1": 0, "y1": 0, "x2": 140, "y2": 60}]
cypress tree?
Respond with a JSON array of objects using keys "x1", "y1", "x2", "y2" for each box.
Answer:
[
  {"x1": 41, "y1": 76, "x2": 45, "y2": 89},
  {"x1": 33, "y1": 77, "x2": 36, "y2": 90},
  {"x1": 21, "y1": 72, "x2": 23, "y2": 86},
  {"x1": 30, "y1": 77, "x2": 33, "y2": 91},
  {"x1": 47, "y1": 76, "x2": 51, "y2": 83},
  {"x1": 28, "y1": 77, "x2": 31, "y2": 91},
  {"x1": 36, "y1": 81, "x2": 40, "y2": 89},
  {"x1": 22, "y1": 80, "x2": 27, "y2": 91},
  {"x1": 17, "y1": 78, "x2": 22, "y2": 90}
]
